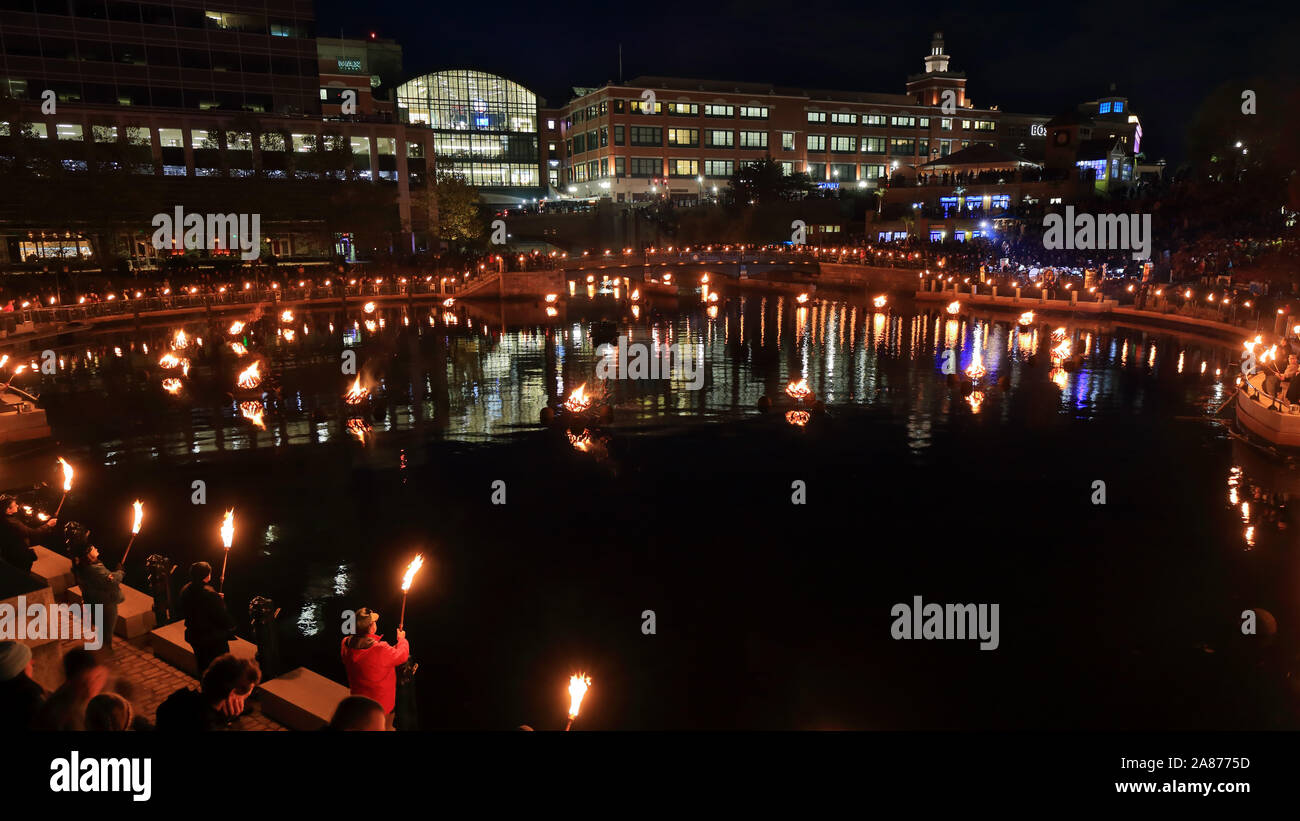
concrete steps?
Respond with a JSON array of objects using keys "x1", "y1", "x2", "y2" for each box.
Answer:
[
  {"x1": 148, "y1": 619, "x2": 258, "y2": 677},
  {"x1": 67, "y1": 582, "x2": 157, "y2": 638},
  {"x1": 257, "y1": 667, "x2": 351, "y2": 731}
]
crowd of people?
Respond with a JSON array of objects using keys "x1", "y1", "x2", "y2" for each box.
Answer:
[{"x1": 1, "y1": 497, "x2": 413, "y2": 731}]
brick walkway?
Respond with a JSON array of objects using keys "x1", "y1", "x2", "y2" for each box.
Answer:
[{"x1": 44, "y1": 636, "x2": 286, "y2": 731}]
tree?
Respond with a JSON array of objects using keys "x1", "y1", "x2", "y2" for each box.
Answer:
[
  {"x1": 723, "y1": 156, "x2": 815, "y2": 206},
  {"x1": 433, "y1": 158, "x2": 484, "y2": 248}
]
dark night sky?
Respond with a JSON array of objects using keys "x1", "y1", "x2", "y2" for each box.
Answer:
[{"x1": 317, "y1": 0, "x2": 1298, "y2": 165}]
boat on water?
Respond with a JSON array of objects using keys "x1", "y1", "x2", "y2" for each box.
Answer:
[
  {"x1": 1235, "y1": 372, "x2": 1300, "y2": 448},
  {"x1": 0, "y1": 385, "x2": 51, "y2": 443}
]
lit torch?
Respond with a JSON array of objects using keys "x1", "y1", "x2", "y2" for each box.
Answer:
[
  {"x1": 120, "y1": 500, "x2": 144, "y2": 565},
  {"x1": 236, "y1": 361, "x2": 262, "y2": 389},
  {"x1": 218, "y1": 509, "x2": 234, "y2": 593},
  {"x1": 785, "y1": 378, "x2": 812, "y2": 402},
  {"x1": 565, "y1": 673, "x2": 591, "y2": 731},
  {"x1": 399, "y1": 554, "x2": 424, "y2": 630},
  {"x1": 344, "y1": 375, "x2": 369, "y2": 405},
  {"x1": 564, "y1": 384, "x2": 592, "y2": 414},
  {"x1": 54, "y1": 457, "x2": 74, "y2": 515}
]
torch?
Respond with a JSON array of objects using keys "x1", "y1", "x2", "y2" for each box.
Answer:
[
  {"x1": 120, "y1": 500, "x2": 144, "y2": 567},
  {"x1": 565, "y1": 673, "x2": 591, "y2": 731},
  {"x1": 218, "y1": 509, "x2": 234, "y2": 593},
  {"x1": 54, "y1": 457, "x2": 74, "y2": 516},
  {"x1": 398, "y1": 554, "x2": 424, "y2": 630}
]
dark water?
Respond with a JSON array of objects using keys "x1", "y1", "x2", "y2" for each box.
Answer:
[{"x1": 12, "y1": 279, "x2": 1300, "y2": 730}]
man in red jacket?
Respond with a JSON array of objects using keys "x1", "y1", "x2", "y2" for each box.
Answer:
[{"x1": 341, "y1": 608, "x2": 408, "y2": 729}]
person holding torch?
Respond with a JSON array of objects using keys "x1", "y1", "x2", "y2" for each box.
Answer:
[{"x1": 341, "y1": 608, "x2": 409, "y2": 730}]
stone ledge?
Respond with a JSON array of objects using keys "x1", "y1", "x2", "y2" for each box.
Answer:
[{"x1": 257, "y1": 667, "x2": 351, "y2": 731}]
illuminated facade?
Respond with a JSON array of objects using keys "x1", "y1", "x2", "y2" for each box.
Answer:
[{"x1": 395, "y1": 69, "x2": 542, "y2": 194}]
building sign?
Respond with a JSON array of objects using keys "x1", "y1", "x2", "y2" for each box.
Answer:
[
  {"x1": 336, "y1": 58, "x2": 363, "y2": 73},
  {"x1": 1030, "y1": 123, "x2": 1047, "y2": 137}
]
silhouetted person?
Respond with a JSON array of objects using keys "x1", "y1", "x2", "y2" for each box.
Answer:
[
  {"x1": 155, "y1": 653, "x2": 261, "y2": 731},
  {"x1": 178, "y1": 562, "x2": 236, "y2": 677},
  {"x1": 0, "y1": 640, "x2": 45, "y2": 731},
  {"x1": 32, "y1": 648, "x2": 108, "y2": 731},
  {"x1": 0, "y1": 495, "x2": 56, "y2": 574},
  {"x1": 326, "y1": 695, "x2": 388, "y2": 731}
]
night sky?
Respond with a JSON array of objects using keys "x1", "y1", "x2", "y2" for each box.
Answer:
[{"x1": 318, "y1": 0, "x2": 1297, "y2": 165}]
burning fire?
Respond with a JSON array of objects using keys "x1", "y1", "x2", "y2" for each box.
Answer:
[
  {"x1": 346, "y1": 419, "x2": 371, "y2": 442},
  {"x1": 363, "y1": 302, "x2": 376, "y2": 314},
  {"x1": 220, "y1": 509, "x2": 234, "y2": 549},
  {"x1": 564, "y1": 384, "x2": 592, "y2": 413},
  {"x1": 1018, "y1": 311, "x2": 1035, "y2": 326},
  {"x1": 567, "y1": 673, "x2": 592, "y2": 720},
  {"x1": 228, "y1": 321, "x2": 245, "y2": 335},
  {"x1": 967, "y1": 390, "x2": 985, "y2": 413},
  {"x1": 946, "y1": 301, "x2": 961, "y2": 315},
  {"x1": 131, "y1": 500, "x2": 144, "y2": 534},
  {"x1": 401, "y1": 555, "x2": 424, "y2": 593},
  {"x1": 172, "y1": 329, "x2": 189, "y2": 349},
  {"x1": 230, "y1": 342, "x2": 248, "y2": 356},
  {"x1": 545, "y1": 293, "x2": 558, "y2": 303},
  {"x1": 159, "y1": 353, "x2": 184, "y2": 369},
  {"x1": 568, "y1": 430, "x2": 594, "y2": 452},
  {"x1": 58, "y1": 457, "x2": 74, "y2": 492},
  {"x1": 785, "y1": 379, "x2": 812, "y2": 401},
  {"x1": 1051, "y1": 339, "x2": 1073, "y2": 361},
  {"x1": 796, "y1": 293, "x2": 809, "y2": 304},
  {"x1": 162, "y1": 378, "x2": 183, "y2": 395},
  {"x1": 785, "y1": 410, "x2": 811, "y2": 427},
  {"x1": 239, "y1": 401, "x2": 266, "y2": 429},
  {"x1": 236, "y1": 361, "x2": 262, "y2": 389},
  {"x1": 344, "y1": 375, "x2": 368, "y2": 405},
  {"x1": 873, "y1": 295, "x2": 887, "y2": 308},
  {"x1": 280, "y1": 310, "x2": 294, "y2": 323},
  {"x1": 1049, "y1": 367, "x2": 1069, "y2": 390}
]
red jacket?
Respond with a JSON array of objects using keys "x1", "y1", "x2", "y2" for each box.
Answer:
[{"x1": 340, "y1": 634, "x2": 409, "y2": 713}]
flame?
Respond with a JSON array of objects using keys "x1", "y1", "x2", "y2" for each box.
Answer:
[
  {"x1": 162, "y1": 377, "x2": 183, "y2": 394},
  {"x1": 1018, "y1": 310, "x2": 1035, "y2": 326},
  {"x1": 159, "y1": 353, "x2": 182, "y2": 369},
  {"x1": 547, "y1": 306, "x2": 559, "y2": 317},
  {"x1": 873, "y1": 295, "x2": 887, "y2": 308},
  {"x1": 967, "y1": 390, "x2": 985, "y2": 413},
  {"x1": 1049, "y1": 367, "x2": 1068, "y2": 389},
  {"x1": 363, "y1": 301, "x2": 376, "y2": 314},
  {"x1": 564, "y1": 384, "x2": 592, "y2": 413},
  {"x1": 630, "y1": 288, "x2": 640, "y2": 301},
  {"x1": 11, "y1": 364, "x2": 25, "y2": 376},
  {"x1": 282, "y1": 329, "x2": 296, "y2": 342},
  {"x1": 401, "y1": 554, "x2": 424, "y2": 593},
  {"x1": 346, "y1": 418, "x2": 371, "y2": 442},
  {"x1": 228, "y1": 321, "x2": 245, "y2": 335},
  {"x1": 1051, "y1": 339, "x2": 1073, "y2": 361},
  {"x1": 173, "y1": 329, "x2": 188, "y2": 349},
  {"x1": 280, "y1": 310, "x2": 294, "y2": 323},
  {"x1": 785, "y1": 410, "x2": 811, "y2": 427},
  {"x1": 567, "y1": 673, "x2": 592, "y2": 719},
  {"x1": 57, "y1": 457, "x2": 74, "y2": 492},
  {"x1": 1051, "y1": 327, "x2": 1067, "y2": 341},
  {"x1": 796, "y1": 293, "x2": 809, "y2": 304},
  {"x1": 230, "y1": 342, "x2": 248, "y2": 356},
  {"x1": 443, "y1": 298, "x2": 455, "y2": 308},
  {"x1": 568, "y1": 430, "x2": 594, "y2": 452},
  {"x1": 946, "y1": 301, "x2": 960, "y2": 315},
  {"x1": 0, "y1": 355, "x2": 7, "y2": 369},
  {"x1": 220, "y1": 509, "x2": 234, "y2": 549},
  {"x1": 1261, "y1": 344, "x2": 1278, "y2": 364},
  {"x1": 344, "y1": 375, "x2": 368, "y2": 404},
  {"x1": 785, "y1": 379, "x2": 812, "y2": 401},
  {"x1": 544, "y1": 293, "x2": 558, "y2": 303},
  {"x1": 236, "y1": 361, "x2": 262, "y2": 389},
  {"x1": 131, "y1": 500, "x2": 144, "y2": 534},
  {"x1": 239, "y1": 401, "x2": 266, "y2": 429}
]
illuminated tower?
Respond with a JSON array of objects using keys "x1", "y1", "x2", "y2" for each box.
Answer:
[{"x1": 906, "y1": 32, "x2": 968, "y2": 108}]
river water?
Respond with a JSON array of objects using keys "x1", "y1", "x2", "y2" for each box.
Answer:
[{"x1": 11, "y1": 278, "x2": 1299, "y2": 730}]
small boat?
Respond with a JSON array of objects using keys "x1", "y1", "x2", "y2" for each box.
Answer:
[
  {"x1": 0, "y1": 385, "x2": 51, "y2": 442},
  {"x1": 1236, "y1": 373, "x2": 1300, "y2": 447}
]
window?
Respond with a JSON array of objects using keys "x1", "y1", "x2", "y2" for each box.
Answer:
[
  {"x1": 1114, "y1": 101, "x2": 1124, "y2": 112},
  {"x1": 807, "y1": 111, "x2": 826, "y2": 123},
  {"x1": 917, "y1": 139, "x2": 929, "y2": 155},
  {"x1": 779, "y1": 161, "x2": 793, "y2": 175},
  {"x1": 190, "y1": 129, "x2": 215, "y2": 149},
  {"x1": 630, "y1": 126, "x2": 662, "y2": 146},
  {"x1": 706, "y1": 129, "x2": 734, "y2": 148},
  {"x1": 703, "y1": 159, "x2": 733, "y2": 177},
  {"x1": 91, "y1": 125, "x2": 117, "y2": 143},
  {"x1": 781, "y1": 132, "x2": 794, "y2": 151},
  {"x1": 830, "y1": 163, "x2": 854, "y2": 180},
  {"x1": 891, "y1": 115, "x2": 916, "y2": 128},
  {"x1": 667, "y1": 128, "x2": 699, "y2": 147},
  {"x1": 860, "y1": 164, "x2": 885, "y2": 180},
  {"x1": 1098, "y1": 102, "x2": 1112, "y2": 114},
  {"x1": 630, "y1": 157, "x2": 660, "y2": 177},
  {"x1": 831, "y1": 113, "x2": 856, "y2": 125},
  {"x1": 292, "y1": 133, "x2": 316, "y2": 152},
  {"x1": 940, "y1": 118, "x2": 953, "y2": 131},
  {"x1": 158, "y1": 128, "x2": 184, "y2": 148},
  {"x1": 807, "y1": 135, "x2": 826, "y2": 152},
  {"x1": 547, "y1": 119, "x2": 556, "y2": 129},
  {"x1": 586, "y1": 129, "x2": 597, "y2": 150},
  {"x1": 573, "y1": 134, "x2": 586, "y2": 154},
  {"x1": 630, "y1": 99, "x2": 661, "y2": 115},
  {"x1": 990, "y1": 194, "x2": 1010, "y2": 209},
  {"x1": 939, "y1": 139, "x2": 951, "y2": 156},
  {"x1": 668, "y1": 159, "x2": 698, "y2": 177},
  {"x1": 807, "y1": 162, "x2": 826, "y2": 179},
  {"x1": 738, "y1": 106, "x2": 768, "y2": 119},
  {"x1": 55, "y1": 124, "x2": 83, "y2": 141},
  {"x1": 973, "y1": 120, "x2": 996, "y2": 131},
  {"x1": 614, "y1": 125, "x2": 625, "y2": 145},
  {"x1": 615, "y1": 156, "x2": 626, "y2": 176},
  {"x1": 890, "y1": 138, "x2": 915, "y2": 155},
  {"x1": 704, "y1": 104, "x2": 733, "y2": 118},
  {"x1": 739, "y1": 130, "x2": 768, "y2": 149},
  {"x1": 830, "y1": 136, "x2": 856, "y2": 153},
  {"x1": 862, "y1": 137, "x2": 886, "y2": 154},
  {"x1": 665, "y1": 103, "x2": 698, "y2": 116},
  {"x1": 864, "y1": 114, "x2": 886, "y2": 126},
  {"x1": 918, "y1": 117, "x2": 930, "y2": 128}
]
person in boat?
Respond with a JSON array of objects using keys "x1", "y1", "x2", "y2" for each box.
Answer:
[{"x1": 0, "y1": 495, "x2": 57, "y2": 575}]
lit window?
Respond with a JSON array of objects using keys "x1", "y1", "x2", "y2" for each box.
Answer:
[
  {"x1": 1099, "y1": 102, "x2": 1112, "y2": 114},
  {"x1": 1113, "y1": 101, "x2": 1124, "y2": 112}
]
